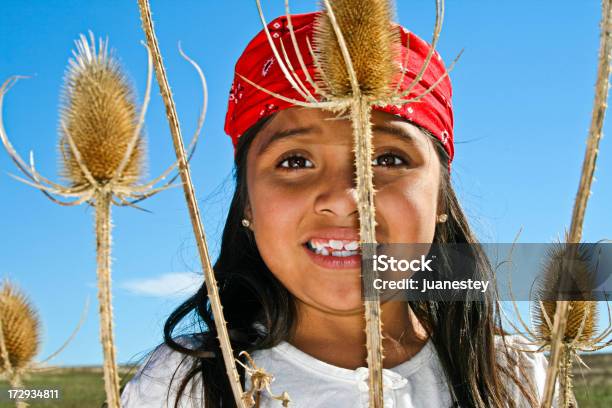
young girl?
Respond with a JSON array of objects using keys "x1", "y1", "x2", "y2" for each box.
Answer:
[{"x1": 121, "y1": 11, "x2": 552, "y2": 408}]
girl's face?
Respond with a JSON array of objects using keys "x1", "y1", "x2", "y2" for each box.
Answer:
[{"x1": 246, "y1": 108, "x2": 441, "y2": 313}]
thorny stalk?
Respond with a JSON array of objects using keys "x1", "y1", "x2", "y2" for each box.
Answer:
[
  {"x1": 558, "y1": 344, "x2": 577, "y2": 408},
  {"x1": 136, "y1": 1, "x2": 248, "y2": 407},
  {"x1": 353, "y1": 98, "x2": 384, "y2": 407},
  {"x1": 320, "y1": 0, "x2": 385, "y2": 404},
  {"x1": 321, "y1": 1, "x2": 443, "y2": 404},
  {"x1": 95, "y1": 191, "x2": 121, "y2": 408},
  {"x1": 541, "y1": 1, "x2": 612, "y2": 407}
]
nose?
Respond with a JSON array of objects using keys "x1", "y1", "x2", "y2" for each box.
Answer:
[{"x1": 314, "y1": 163, "x2": 359, "y2": 219}]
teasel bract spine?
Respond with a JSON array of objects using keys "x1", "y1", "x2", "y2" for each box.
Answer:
[{"x1": 540, "y1": 0, "x2": 612, "y2": 406}]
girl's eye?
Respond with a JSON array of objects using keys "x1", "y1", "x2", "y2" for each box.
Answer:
[
  {"x1": 372, "y1": 153, "x2": 408, "y2": 167},
  {"x1": 277, "y1": 155, "x2": 314, "y2": 169}
]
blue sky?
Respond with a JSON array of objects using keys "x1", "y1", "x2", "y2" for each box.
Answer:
[{"x1": 0, "y1": 1, "x2": 610, "y2": 366}]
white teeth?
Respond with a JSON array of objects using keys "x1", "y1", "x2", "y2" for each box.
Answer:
[
  {"x1": 313, "y1": 246, "x2": 330, "y2": 256},
  {"x1": 345, "y1": 241, "x2": 359, "y2": 251},
  {"x1": 330, "y1": 250, "x2": 358, "y2": 257},
  {"x1": 307, "y1": 239, "x2": 360, "y2": 255},
  {"x1": 329, "y1": 240, "x2": 344, "y2": 250}
]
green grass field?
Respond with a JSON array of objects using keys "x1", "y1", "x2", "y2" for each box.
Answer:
[
  {"x1": 0, "y1": 368, "x2": 135, "y2": 408},
  {"x1": 1, "y1": 367, "x2": 610, "y2": 407},
  {"x1": 574, "y1": 384, "x2": 612, "y2": 408}
]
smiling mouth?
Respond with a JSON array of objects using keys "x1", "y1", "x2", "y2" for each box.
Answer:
[{"x1": 304, "y1": 238, "x2": 360, "y2": 257}]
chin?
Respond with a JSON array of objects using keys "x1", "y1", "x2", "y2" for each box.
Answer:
[{"x1": 308, "y1": 290, "x2": 364, "y2": 314}]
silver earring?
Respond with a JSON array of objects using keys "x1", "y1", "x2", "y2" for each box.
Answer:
[
  {"x1": 241, "y1": 218, "x2": 251, "y2": 228},
  {"x1": 436, "y1": 213, "x2": 448, "y2": 223}
]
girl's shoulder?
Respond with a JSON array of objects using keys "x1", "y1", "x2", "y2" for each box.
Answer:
[
  {"x1": 121, "y1": 335, "x2": 205, "y2": 408},
  {"x1": 494, "y1": 334, "x2": 557, "y2": 407}
]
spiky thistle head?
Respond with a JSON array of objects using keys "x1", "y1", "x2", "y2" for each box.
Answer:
[
  {"x1": 532, "y1": 242, "x2": 598, "y2": 344},
  {"x1": 314, "y1": 0, "x2": 400, "y2": 99},
  {"x1": 0, "y1": 280, "x2": 40, "y2": 372},
  {"x1": 59, "y1": 32, "x2": 145, "y2": 188}
]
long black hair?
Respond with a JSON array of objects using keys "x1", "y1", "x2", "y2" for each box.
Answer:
[{"x1": 161, "y1": 117, "x2": 540, "y2": 408}]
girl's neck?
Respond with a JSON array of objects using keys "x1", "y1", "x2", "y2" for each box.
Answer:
[{"x1": 289, "y1": 300, "x2": 429, "y2": 370}]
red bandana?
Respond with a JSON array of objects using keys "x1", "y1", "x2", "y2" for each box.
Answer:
[{"x1": 224, "y1": 12, "x2": 454, "y2": 164}]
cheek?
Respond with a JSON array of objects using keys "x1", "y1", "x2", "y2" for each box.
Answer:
[
  {"x1": 247, "y1": 176, "x2": 310, "y2": 281},
  {"x1": 374, "y1": 175, "x2": 439, "y2": 243},
  {"x1": 250, "y1": 181, "x2": 305, "y2": 246},
  {"x1": 251, "y1": 183, "x2": 305, "y2": 232}
]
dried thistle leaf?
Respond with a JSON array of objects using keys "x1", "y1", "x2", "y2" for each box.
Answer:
[
  {"x1": 533, "y1": 243, "x2": 598, "y2": 343},
  {"x1": 314, "y1": 0, "x2": 399, "y2": 98},
  {"x1": 59, "y1": 33, "x2": 144, "y2": 187},
  {"x1": 0, "y1": 281, "x2": 40, "y2": 371}
]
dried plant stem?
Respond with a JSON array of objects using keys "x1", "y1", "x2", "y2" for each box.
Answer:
[
  {"x1": 558, "y1": 344, "x2": 576, "y2": 408},
  {"x1": 95, "y1": 192, "x2": 121, "y2": 408},
  {"x1": 568, "y1": 5, "x2": 612, "y2": 244},
  {"x1": 136, "y1": 1, "x2": 247, "y2": 407},
  {"x1": 541, "y1": 1, "x2": 612, "y2": 407},
  {"x1": 351, "y1": 98, "x2": 383, "y2": 407},
  {"x1": 320, "y1": 1, "x2": 385, "y2": 403},
  {"x1": 9, "y1": 376, "x2": 27, "y2": 408}
]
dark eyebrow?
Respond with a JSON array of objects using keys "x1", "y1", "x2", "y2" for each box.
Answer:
[
  {"x1": 372, "y1": 124, "x2": 420, "y2": 146},
  {"x1": 257, "y1": 125, "x2": 320, "y2": 156}
]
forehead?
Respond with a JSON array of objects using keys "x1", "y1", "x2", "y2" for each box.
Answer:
[{"x1": 252, "y1": 108, "x2": 432, "y2": 153}]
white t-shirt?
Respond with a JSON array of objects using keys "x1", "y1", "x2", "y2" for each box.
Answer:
[{"x1": 121, "y1": 335, "x2": 554, "y2": 407}]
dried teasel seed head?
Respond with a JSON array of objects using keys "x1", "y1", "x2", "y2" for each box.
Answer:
[
  {"x1": 59, "y1": 32, "x2": 145, "y2": 187},
  {"x1": 314, "y1": 0, "x2": 400, "y2": 99},
  {"x1": 536, "y1": 301, "x2": 597, "y2": 344},
  {"x1": 0, "y1": 280, "x2": 40, "y2": 372},
  {"x1": 533, "y1": 242, "x2": 598, "y2": 344}
]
